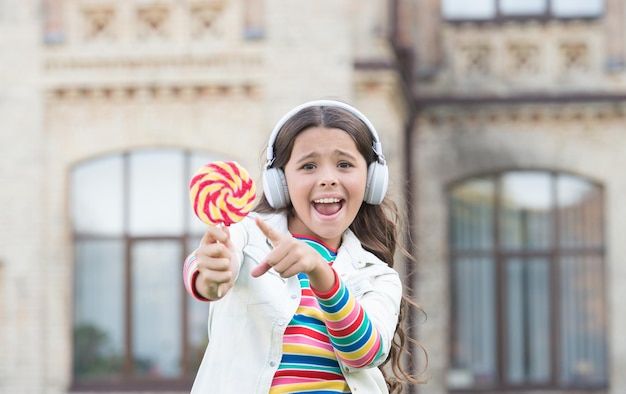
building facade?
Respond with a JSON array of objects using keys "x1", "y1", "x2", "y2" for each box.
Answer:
[
  {"x1": 398, "y1": 0, "x2": 626, "y2": 393},
  {"x1": 0, "y1": 0, "x2": 625, "y2": 393}
]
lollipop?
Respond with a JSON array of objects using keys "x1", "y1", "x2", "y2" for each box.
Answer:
[{"x1": 189, "y1": 161, "x2": 256, "y2": 227}]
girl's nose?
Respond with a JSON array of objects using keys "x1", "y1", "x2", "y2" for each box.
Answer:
[{"x1": 320, "y1": 172, "x2": 338, "y2": 187}]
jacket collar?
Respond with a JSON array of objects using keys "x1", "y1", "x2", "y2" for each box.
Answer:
[{"x1": 251, "y1": 211, "x2": 383, "y2": 271}]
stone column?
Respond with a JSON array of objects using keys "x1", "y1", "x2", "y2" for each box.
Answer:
[
  {"x1": 604, "y1": 0, "x2": 625, "y2": 71},
  {"x1": 0, "y1": 0, "x2": 45, "y2": 392}
]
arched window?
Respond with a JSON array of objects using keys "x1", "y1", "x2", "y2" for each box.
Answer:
[
  {"x1": 448, "y1": 171, "x2": 607, "y2": 390},
  {"x1": 71, "y1": 148, "x2": 217, "y2": 389}
]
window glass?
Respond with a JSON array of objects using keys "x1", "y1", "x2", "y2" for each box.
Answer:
[
  {"x1": 73, "y1": 240, "x2": 125, "y2": 380},
  {"x1": 500, "y1": 0, "x2": 546, "y2": 15},
  {"x1": 449, "y1": 178, "x2": 494, "y2": 250},
  {"x1": 505, "y1": 257, "x2": 551, "y2": 384},
  {"x1": 500, "y1": 172, "x2": 552, "y2": 250},
  {"x1": 442, "y1": 0, "x2": 495, "y2": 20},
  {"x1": 442, "y1": 0, "x2": 603, "y2": 20},
  {"x1": 450, "y1": 257, "x2": 497, "y2": 387},
  {"x1": 129, "y1": 149, "x2": 185, "y2": 236},
  {"x1": 72, "y1": 155, "x2": 123, "y2": 235},
  {"x1": 558, "y1": 175, "x2": 603, "y2": 248},
  {"x1": 131, "y1": 240, "x2": 183, "y2": 377},
  {"x1": 559, "y1": 255, "x2": 608, "y2": 385},
  {"x1": 553, "y1": 0, "x2": 603, "y2": 17},
  {"x1": 186, "y1": 237, "x2": 209, "y2": 372}
]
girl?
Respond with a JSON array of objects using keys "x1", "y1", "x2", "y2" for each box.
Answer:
[{"x1": 183, "y1": 100, "x2": 423, "y2": 393}]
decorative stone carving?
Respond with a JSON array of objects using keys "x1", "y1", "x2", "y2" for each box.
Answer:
[
  {"x1": 461, "y1": 43, "x2": 491, "y2": 75},
  {"x1": 136, "y1": 3, "x2": 170, "y2": 40},
  {"x1": 437, "y1": 20, "x2": 602, "y2": 92},
  {"x1": 83, "y1": 6, "x2": 116, "y2": 42},
  {"x1": 560, "y1": 42, "x2": 589, "y2": 72},
  {"x1": 44, "y1": 1, "x2": 261, "y2": 105},
  {"x1": 507, "y1": 43, "x2": 540, "y2": 75},
  {"x1": 190, "y1": 1, "x2": 225, "y2": 40}
]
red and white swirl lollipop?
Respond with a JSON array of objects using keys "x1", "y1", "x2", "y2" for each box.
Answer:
[{"x1": 189, "y1": 161, "x2": 256, "y2": 227}]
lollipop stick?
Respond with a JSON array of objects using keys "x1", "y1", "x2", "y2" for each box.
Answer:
[
  {"x1": 211, "y1": 283, "x2": 223, "y2": 299},
  {"x1": 214, "y1": 223, "x2": 225, "y2": 299}
]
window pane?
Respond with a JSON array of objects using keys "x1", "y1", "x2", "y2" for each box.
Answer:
[
  {"x1": 505, "y1": 257, "x2": 551, "y2": 384},
  {"x1": 186, "y1": 237, "x2": 209, "y2": 373},
  {"x1": 72, "y1": 155, "x2": 123, "y2": 235},
  {"x1": 450, "y1": 178, "x2": 494, "y2": 250},
  {"x1": 129, "y1": 150, "x2": 185, "y2": 236},
  {"x1": 500, "y1": 0, "x2": 546, "y2": 15},
  {"x1": 187, "y1": 152, "x2": 224, "y2": 235},
  {"x1": 450, "y1": 257, "x2": 496, "y2": 388},
  {"x1": 553, "y1": 0, "x2": 603, "y2": 17},
  {"x1": 442, "y1": 0, "x2": 495, "y2": 20},
  {"x1": 73, "y1": 240, "x2": 125, "y2": 380},
  {"x1": 501, "y1": 172, "x2": 553, "y2": 250},
  {"x1": 132, "y1": 241, "x2": 183, "y2": 377},
  {"x1": 559, "y1": 255, "x2": 607, "y2": 386},
  {"x1": 558, "y1": 175, "x2": 603, "y2": 248}
]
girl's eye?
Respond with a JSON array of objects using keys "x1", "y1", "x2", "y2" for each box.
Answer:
[
  {"x1": 302, "y1": 163, "x2": 316, "y2": 170},
  {"x1": 338, "y1": 162, "x2": 353, "y2": 168}
]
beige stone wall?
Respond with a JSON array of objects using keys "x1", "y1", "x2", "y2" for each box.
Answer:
[
  {"x1": 0, "y1": 1, "x2": 46, "y2": 393},
  {"x1": 0, "y1": 0, "x2": 408, "y2": 393},
  {"x1": 414, "y1": 103, "x2": 626, "y2": 393}
]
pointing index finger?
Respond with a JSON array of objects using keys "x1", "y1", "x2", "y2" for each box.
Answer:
[
  {"x1": 250, "y1": 217, "x2": 279, "y2": 278},
  {"x1": 255, "y1": 216, "x2": 280, "y2": 245}
]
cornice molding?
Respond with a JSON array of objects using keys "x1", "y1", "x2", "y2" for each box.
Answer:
[
  {"x1": 45, "y1": 83, "x2": 262, "y2": 103},
  {"x1": 419, "y1": 99, "x2": 626, "y2": 128},
  {"x1": 44, "y1": 51, "x2": 263, "y2": 71}
]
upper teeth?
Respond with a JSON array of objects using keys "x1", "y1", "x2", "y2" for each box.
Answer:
[{"x1": 314, "y1": 198, "x2": 341, "y2": 204}]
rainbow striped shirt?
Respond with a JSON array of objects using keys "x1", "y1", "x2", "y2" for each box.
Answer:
[{"x1": 269, "y1": 235, "x2": 383, "y2": 394}]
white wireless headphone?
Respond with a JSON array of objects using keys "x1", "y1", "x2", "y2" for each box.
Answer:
[{"x1": 263, "y1": 99, "x2": 389, "y2": 208}]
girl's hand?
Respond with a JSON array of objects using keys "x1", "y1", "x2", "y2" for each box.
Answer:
[
  {"x1": 194, "y1": 225, "x2": 237, "y2": 300},
  {"x1": 251, "y1": 216, "x2": 336, "y2": 293}
]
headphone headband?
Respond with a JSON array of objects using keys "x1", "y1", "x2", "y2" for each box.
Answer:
[
  {"x1": 265, "y1": 99, "x2": 385, "y2": 168},
  {"x1": 262, "y1": 99, "x2": 390, "y2": 207}
]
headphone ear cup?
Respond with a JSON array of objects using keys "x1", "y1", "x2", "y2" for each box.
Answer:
[
  {"x1": 262, "y1": 167, "x2": 290, "y2": 209},
  {"x1": 364, "y1": 162, "x2": 389, "y2": 205}
]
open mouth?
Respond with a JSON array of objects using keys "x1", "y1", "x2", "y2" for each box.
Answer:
[{"x1": 312, "y1": 197, "x2": 344, "y2": 216}]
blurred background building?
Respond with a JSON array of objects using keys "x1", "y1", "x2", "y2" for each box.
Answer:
[{"x1": 0, "y1": 0, "x2": 623, "y2": 393}]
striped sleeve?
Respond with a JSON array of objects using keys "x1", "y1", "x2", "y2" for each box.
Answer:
[
  {"x1": 312, "y1": 269, "x2": 383, "y2": 368},
  {"x1": 183, "y1": 252, "x2": 211, "y2": 302}
]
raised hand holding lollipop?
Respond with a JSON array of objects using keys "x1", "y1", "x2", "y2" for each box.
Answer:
[{"x1": 189, "y1": 161, "x2": 256, "y2": 297}]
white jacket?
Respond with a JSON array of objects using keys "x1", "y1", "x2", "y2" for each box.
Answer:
[{"x1": 191, "y1": 212, "x2": 402, "y2": 394}]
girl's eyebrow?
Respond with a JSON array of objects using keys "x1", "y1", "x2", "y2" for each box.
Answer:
[
  {"x1": 294, "y1": 149, "x2": 359, "y2": 163},
  {"x1": 293, "y1": 152, "x2": 318, "y2": 164}
]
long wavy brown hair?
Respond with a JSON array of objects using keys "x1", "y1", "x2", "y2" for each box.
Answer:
[{"x1": 255, "y1": 104, "x2": 427, "y2": 392}]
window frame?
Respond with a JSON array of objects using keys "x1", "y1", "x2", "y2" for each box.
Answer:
[
  {"x1": 447, "y1": 169, "x2": 608, "y2": 392},
  {"x1": 70, "y1": 149, "x2": 211, "y2": 392}
]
